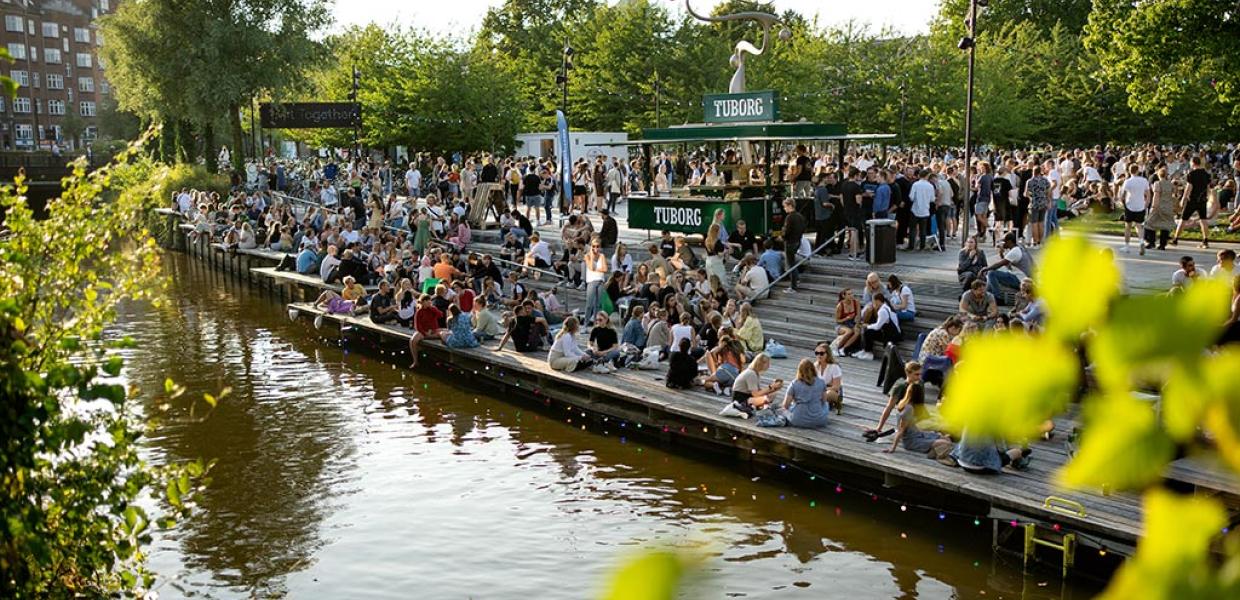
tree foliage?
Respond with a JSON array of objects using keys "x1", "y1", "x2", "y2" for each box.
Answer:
[
  {"x1": 100, "y1": 0, "x2": 330, "y2": 169},
  {"x1": 0, "y1": 133, "x2": 213, "y2": 595},
  {"x1": 943, "y1": 234, "x2": 1240, "y2": 598},
  {"x1": 1085, "y1": 0, "x2": 1240, "y2": 125}
]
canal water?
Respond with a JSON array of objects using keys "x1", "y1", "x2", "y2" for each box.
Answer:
[{"x1": 117, "y1": 253, "x2": 1100, "y2": 599}]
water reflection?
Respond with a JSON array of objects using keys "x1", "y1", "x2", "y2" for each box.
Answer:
[{"x1": 116, "y1": 254, "x2": 1097, "y2": 599}]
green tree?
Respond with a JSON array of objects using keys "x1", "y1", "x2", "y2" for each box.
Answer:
[
  {"x1": 1085, "y1": 0, "x2": 1240, "y2": 125},
  {"x1": 0, "y1": 133, "x2": 214, "y2": 596},
  {"x1": 101, "y1": 0, "x2": 330, "y2": 170}
]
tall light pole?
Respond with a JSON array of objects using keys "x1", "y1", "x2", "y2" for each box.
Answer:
[
  {"x1": 959, "y1": 0, "x2": 983, "y2": 245},
  {"x1": 556, "y1": 42, "x2": 573, "y2": 117},
  {"x1": 654, "y1": 72, "x2": 662, "y2": 128}
]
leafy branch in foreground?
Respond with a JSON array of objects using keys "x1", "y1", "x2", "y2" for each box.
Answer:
[
  {"x1": 943, "y1": 235, "x2": 1240, "y2": 599},
  {"x1": 0, "y1": 131, "x2": 214, "y2": 596}
]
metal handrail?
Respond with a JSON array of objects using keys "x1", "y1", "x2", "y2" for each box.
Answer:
[
  {"x1": 747, "y1": 228, "x2": 848, "y2": 302},
  {"x1": 486, "y1": 254, "x2": 568, "y2": 282}
]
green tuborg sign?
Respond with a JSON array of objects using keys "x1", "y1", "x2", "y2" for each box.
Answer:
[
  {"x1": 703, "y1": 90, "x2": 779, "y2": 124},
  {"x1": 627, "y1": 196, "x2": 773, "y2": 235}
]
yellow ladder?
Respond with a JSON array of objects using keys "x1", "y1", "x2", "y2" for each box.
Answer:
[{"x1": 1023, "y1": 497, "x2": 1086, "y2": 577}]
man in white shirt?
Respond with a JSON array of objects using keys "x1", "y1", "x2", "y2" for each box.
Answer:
[
  {"x1": 1210, "y1": 249, "x2": 1237, "y2": 278},
  {"x1": 932, "y1": 170, "x2": 954, "y2": 251},
  {"x1": 1119, "y1": 163, "x2": 1151, "y2": 252},
  {"x1": 524, "y1": 232, "x2": 553, "y2": 269},
  {"x1": 340, "y1": 223, "x2": 361, "y2": 246},
  {"x1": 176, "y1": 188, "x2": 193, "y2": 214},
  {"x1": 907, "y1": 169, "x2": 936, "y2": 251},
  {"x1": 321, "y1": 183, "x2": 339, "y2": 208},
  {"x1": 405, "y1": 164, "x2": 422, "y2": 197}
]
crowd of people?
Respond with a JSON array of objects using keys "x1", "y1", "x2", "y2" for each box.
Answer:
[{"x1": 174, "y1": 140, "x2": 1240, "y2": 477}]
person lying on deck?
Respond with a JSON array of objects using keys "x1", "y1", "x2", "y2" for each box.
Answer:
[{"x1": 312, "y1": 276, "x2": 368, "y2": 315}]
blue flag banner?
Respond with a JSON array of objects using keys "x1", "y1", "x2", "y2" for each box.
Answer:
[{"x1": 556, "y1": 110, "x2": 572, "y2": 208}]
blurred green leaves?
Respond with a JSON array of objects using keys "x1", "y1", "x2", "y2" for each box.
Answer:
[
  {"x1": 1058, "y1": 393, "x2": 1174, "y2": 489},
  {"x1": 602, "y1": 549, "x2": 698, "y2": 600},
  {"x1": 1037, "y1": 235, "x2": 1120, "y2": 342},
  {"x1": 941, "y1": 333, "x2": 1078, "y2": 440}
]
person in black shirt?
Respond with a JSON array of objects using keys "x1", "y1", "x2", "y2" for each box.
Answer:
[
  {"x1": 659, "y1": 230, "x2": 676, "y2": 258},
  {"x1": 665, "y1": 338, "x2": 699, "y2": 389},
  {"x1": 522, "y1": 167, "x2": 543, "y2": 223},
  {"x1": 813, "y1": 171, "x2": 838, "y2": 254},
  {"x1": 894, "y1": 167, "x2": 914, "y2": 247},
  {"x1": 781, "y1": 198, "x2": 807, "y2": 292},
  {"x1": 792, "y1": 145, "x2": 814, "y2": 198},
  {"x1": 599, "y1": 209, "x2": 618, "y2": 248},
  {"x1": 369, "y1": 281, "x2": 398, "y2": 324},
  {"x1": 588, "y1": 311, "x2": 621, "y2": 364},
  {"x1": 480, "y1": 158, "x2": 499, "y2": 184},
  {"x1": 839, "y1": 168, "x2": 865, "y2": 260},
  {"x1": 729, "y1": 219, "x2": 760, "y2": 259},
  {"x1": 497, "y1": 303, "x2": 547, "y2": 352},
  {"x1": 1173, "y1": 157, "x2": 1212, "y2": 247}
]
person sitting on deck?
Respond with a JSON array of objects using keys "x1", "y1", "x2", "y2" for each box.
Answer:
[
  {"x1": 701, "y1": 331, "x2": 745, "y2": 396},
  {"x1": 950, "y1": 430, "x2": 1032, "y2": 473},
  {"x1": 860, "y1": 272, "x2": 884, "y2": 306},
  {"x1": 755, "y1": 358, "x2": 832, "y2": 428},
  {"x1": 669, "y1": 236, "x2": 699, "y2": 271},
  {"x1": 883, "y1": 362, "x2": 954, "y2": 459},
  {"x1": 734, "y1": 254, "x2": 770, "y2": 300},
  {"x1": 665, "y1": 338, "x2": 699, "y2": 389},
  {"x1": 548, "y1": 317, "x2": 605, "y2": 373},
  {"x1": 830, "y1": 289, "x2": 862, "y2": 357},
  {"x1": 734, "y1": 303, "x2": 765, "y2": 354},
  {"x1": 408, "y1": 293, "x2": 446, "y2": 368},
  {"x1": 471, "y1": 296, "x2": 505, "y2": 342},
  {"x1": 757, "y1": 239, "x2": 784, "y2": 283},
  {"x1": 719, "y1": 352, "x2": 783, "y2": 419},
  {"x1": 443, "y1": 305, "x2": 479, "y2": 349},
  {"x1": 886, "y1": 274, "x2": 917, "y2": 322},
  {"x1": 979, "y1": 232, "x2": 1034, "y2": 304},
  {"x1": 841, "y1": 293, "x2": 900, "y2": 361},
  {"x1": 588, "y1": 311, "x2": 622, "y2": 367},
  {"x1": 496, "y1": 303, "x2": 548, "y2": 353},
  {"x1": 295, "y1": 242, "x2": 320, "y2": 275},
  {"x1": 812, "y1": 342, "x2": 844, "y2": 414},
  {"x1": 369, "y1": 280, "x2": 398, "y2": 324},
  {"x1": 319, "y1": 244, "x2": 342, "y2": 283},
  {"x1": 620, "y1": 305, "x2": 648, "y2": 349},
  {"x1": 959, "y1": 280, "x2": 998, "y2": 327}
]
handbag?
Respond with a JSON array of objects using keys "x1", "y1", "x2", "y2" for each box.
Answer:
[{"x1": 764, "y1": 338, "x2": 788, "y2": 359}]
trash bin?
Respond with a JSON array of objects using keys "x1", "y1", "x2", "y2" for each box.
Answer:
[{"x1": 866, "y1": 218, "x2": 897, "y2": 265}]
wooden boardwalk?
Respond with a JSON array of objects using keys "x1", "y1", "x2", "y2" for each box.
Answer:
[{"x1": 156, "y1": 204, "x2": 1240, "y2": 571}]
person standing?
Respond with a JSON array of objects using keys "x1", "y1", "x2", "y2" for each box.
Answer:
[
  {"x1": 908, "y1": 169, "x2": 935, "y2": 251},
  {"x1": 605, "y1": 158, "x2": 625, "y2": 214},
  {"x1": 1119, "y1": 163, "x2": 1151, "y2": 253},
  {"x1": 932, "y1": 170, "x2": 953, "y2": 252},
  {"x1": 813, "y1": 171, "x2": 838, "y2": 254},
  {"x1": 583, "y1": 235, "x2": 609, "y2": 322},
  {"x1": 781, "y1": 198, "x2": 807, "y2": 293},
  {"x1": 1172, "y1": 156, "x2": 1212, "y2": 248},
  {"x1": 973, "y1": 161, "x2": 994, "y2": 244},
  {"x1": 405, "y1": 161, "x2": 422, "y2": 197},
  {"x1": 1143, "y1": 166, "x2": 1178, "y2": 253},
  {"x1": 522, "y1": 164, "x2": 543, "y2": 224},
  {"x1": 791, "y1": 145, "x2": 814, "y2": 198},
  {"x1": 840, "y1": 168, "x2": 865, "y2": 261}
]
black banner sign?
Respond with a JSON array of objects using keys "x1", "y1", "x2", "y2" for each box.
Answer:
[{"x1": 259, "y1": 103, "x2": 362, "y2": 129}]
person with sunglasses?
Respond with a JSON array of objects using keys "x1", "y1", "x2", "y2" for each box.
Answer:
[{"x1": 583, "y1": 235, "x2": 610, "y2": 323}]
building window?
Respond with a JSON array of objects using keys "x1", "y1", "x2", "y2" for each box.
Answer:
[
  {"x1": 7, "y1": 43, "x2": 25, "y2": 60},
  {"x1": 78, "y1": 100, "x2": 95, "y2": 116},
  {"x1": 100, "y1": 80, "x2": 109, "y2": 94},
  {"x1": 30, "y1": 72, "x2": 37, "y2": 88},
  {"x1": 4, "y1": 15, "x2": 21, "y2": 32},
  {"x1": 75, "y1": 52, "x2": 90, "y2": 68},
  {"x1": 77, "y1": 76, "x2": 93, "y2": 92},
  {"x1": 46, "y1": 73, "x2": 63, "y2": 89},
  {"x1": 41, "y1": 22, "x2": 57, "y2": 37},
  {"x1": 84, "y1": 126, "x2": 97, "y2": 141},
  {"x1": 100, "y1": 0, "x2": 110, "y2": 10},
  {"x1": 74, "y1": 27, "x2": 89, "y2": 43},
  {"x1": 28, "y1": 47, "x2": 36, "y2": 61},
  {"x1": 9, "y1": 69, "x2": 27, "y2": 86},
  {"x1": 16, "y1": 124, "x2": 33, "y2": 142},
  {"x1": 47, "y1": 99, "x2": 64, "y2": 115},
  {"x1": 44, "y1": 48, "x2": 60, "y2": 64},
  {"x1": 0, "y1": 96, "x2": 6, "y2": 113},
  {"x1": 13, "y1": 97, "x2": 31, "y2": 113}
]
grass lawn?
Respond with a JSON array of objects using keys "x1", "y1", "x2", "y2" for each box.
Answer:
[{"x1": 1064, "y1": 209, "x2": 1240, "y2": 244}]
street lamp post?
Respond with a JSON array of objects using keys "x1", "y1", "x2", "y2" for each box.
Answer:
[
  {"x1": 556, "y1": 42, "x2": 573, "y2": 117},
  {"x1": 959, "y1": 0, "x2": 983, "y2": 245}
]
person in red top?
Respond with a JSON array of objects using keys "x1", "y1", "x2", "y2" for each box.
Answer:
[
  {"x1": 409, "y1": 294, "x2": 446, "y2": 368},
  {"x1": 452, "y1": 280, "x2": 475, "y2": 313}
]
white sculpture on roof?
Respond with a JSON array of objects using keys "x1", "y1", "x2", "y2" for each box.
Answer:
[{"x1": 685, "y1": 0, "x2": 791, "y2": 94}]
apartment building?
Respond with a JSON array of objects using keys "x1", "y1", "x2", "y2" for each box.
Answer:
[{"x1": 0, "y1": 0, "x2": 113, "y2": 150}]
